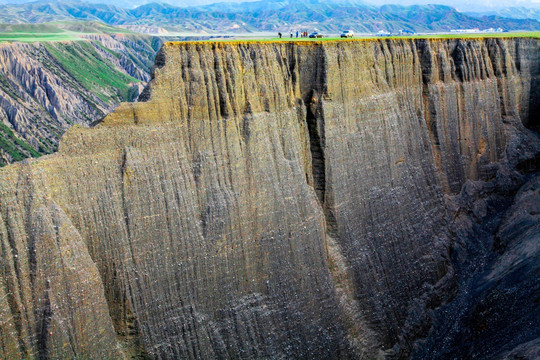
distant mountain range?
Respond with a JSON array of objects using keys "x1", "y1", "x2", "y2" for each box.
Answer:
[
  {"x1": 468, "y1": 7, "x2": 540, "y2": 22},
  {"x1": 0, "y1": 0, "x2": 538, "y2": 33},
  {"x1": 1, "y1": 0, "x2": 539, "y2": 13},
  {"x1": 0, "y1": 0, "x2": 262, "y2": 9}
]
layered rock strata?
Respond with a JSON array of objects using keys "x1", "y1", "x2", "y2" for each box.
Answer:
[{"x1": 0, "y1": 38, "x2": 538, "y2": 358}]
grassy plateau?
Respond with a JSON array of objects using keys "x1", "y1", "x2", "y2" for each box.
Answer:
[
  {"x1": 0, "y1": 21, "x2": 134, "y2": 43},
  {"x1": 198, "y1": 31, "x2": 540, "y2": 43}
]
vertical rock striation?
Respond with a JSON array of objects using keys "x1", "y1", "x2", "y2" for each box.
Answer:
[{"x1": 0, "y1": 38, "x2": 538, "y2": 358}]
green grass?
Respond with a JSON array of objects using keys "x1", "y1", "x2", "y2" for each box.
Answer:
[
  {"x1": 94, "y1": 41, "x2": 122, "y2": 59},
  {"x1": 0, "y1": 23, "x2": 66, "y2": 34},
  {"x1": 0, "y1": 32, "x2": 85, "y2": 42},
  {"x1": 182, "y1": 31, "x2": 540, "y2": 43},
  {"x1": 38, "y1": 137, "x2": 56, "y2": 154},
  {"x1": 0, "y1": 122, "x2": 40, "y2": 165},
  {"x1": 43, "y1": 41, "x2": 140, "y2": 103},
  {"x1": 0, "y1": 21, "x2": 135, "y2": 43},
  {"x1": 0, "y1": 73, "x2": 19, "y2": 99}
]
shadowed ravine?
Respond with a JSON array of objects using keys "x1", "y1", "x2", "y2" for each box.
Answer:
[{"x1": 0, "y1": 38, "x2": 538, "y2": 359}]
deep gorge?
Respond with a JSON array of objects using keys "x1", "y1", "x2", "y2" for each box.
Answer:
[{"x1": 0, "y1": 38, "x2": 538, "y2": 359}]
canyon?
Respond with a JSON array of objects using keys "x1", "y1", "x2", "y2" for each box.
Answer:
[
  {"x1": 0, "y1": 33, "x2": 160, "y2": 165},
  {"x1": 0, "y1": 38, "x2": 538, "y2": 359}
]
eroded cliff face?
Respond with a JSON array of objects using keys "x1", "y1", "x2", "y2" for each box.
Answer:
[
  {"x1": 0, "y1": 38, "x2": 538, "y2": 359},
  {"x1": 0, "y1": 34, "x2": 160, "y2": 166}
]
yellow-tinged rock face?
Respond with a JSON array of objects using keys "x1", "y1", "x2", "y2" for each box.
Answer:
[{"x1": 0, "y1": 38, "x2": 538, "y2": 359}]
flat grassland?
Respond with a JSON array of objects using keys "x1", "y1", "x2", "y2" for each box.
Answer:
[
  {"x1": 0, "y1": 33, "x2": 86, "y2": 42},
  {"x1": 0, "y1": 22, "x2": 133, "y2": 42},
  {"x1": 0, "y1": 22, "x2": 538, "y2": 43},
  {"x1": 208, "y1": 32, "x2": 540, "y2": 42}
]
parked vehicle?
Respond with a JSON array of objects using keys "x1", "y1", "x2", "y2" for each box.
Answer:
[
  {"x1": 309, "y1": 32, "x2": 324, "y2": 38},
  {"x1": 340, "y1": 30, "x2": 354, "y2": 38},
  {"x1": 399, "y1": 29, "x2": 416, "y2": 35},
  {"x1": 377, "y1": 30, "x2": 391, "y2": 37}
]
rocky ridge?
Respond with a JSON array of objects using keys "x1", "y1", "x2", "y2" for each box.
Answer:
[
  {"x1": 0, "y1": 38, "x2": 538, "y2": 359},
  {"x1": 0, "y1": 33, "x2": 161, "y2": 166}
]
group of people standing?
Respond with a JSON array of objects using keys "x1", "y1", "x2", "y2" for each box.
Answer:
[{"x1": 278, "y1": 31, "x2": 309, "y2": 38}]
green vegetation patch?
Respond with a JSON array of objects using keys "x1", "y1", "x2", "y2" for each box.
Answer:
[
  {"x1": 0, "y1": 73, "x2": 19, "y2": 99},
  {"x1": 43, "y1": 41, "x2": 140, "y2": 103},
  {"x1": 180, "y1": 31, "x2": 540, "y2": 44},
  {"x1": 1, "y1": 23, "x2": 66, "y2": 33},
  {"x1": 0, "y1": 122, "x2": 40, "y2": 165},
  {"x1": 0, "y1": 21, "x2": 135, "y2": 43},
  {"x1": 56, "y1": 21, "x2": 134, "y2": 35},
  {"x1": 38, "y1": 137, "x2": 56, "y2": 154},
  {"x1": 0, "y1": 32, "x2": 84, "y2": 42}
]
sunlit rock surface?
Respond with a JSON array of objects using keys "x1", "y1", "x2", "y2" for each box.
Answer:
[{"x1": 0, "y1": 38, "x2": 538, "y2": 359}]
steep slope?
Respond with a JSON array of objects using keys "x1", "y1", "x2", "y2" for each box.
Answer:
[
  {"x1": 0, "y1": 34, "x2": 161, "y2": 166},
  {"x1": 413, "y1": 173, "x2": 540, "y2": 359},
  {"x1": 0, "y1": 38, "x2": 538, "y2": 359}
]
